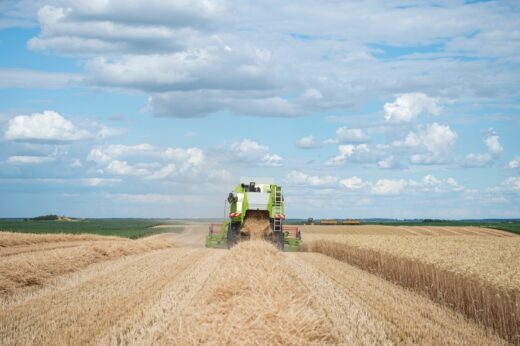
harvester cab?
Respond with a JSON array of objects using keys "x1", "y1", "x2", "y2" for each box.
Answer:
[{"x1": 205, "y1": 178, "x2": 301, "y2": 251}]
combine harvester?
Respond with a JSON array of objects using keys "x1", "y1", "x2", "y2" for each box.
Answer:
[{"x1": 205, "y1": 178, "x2": 301, "y2": 251}]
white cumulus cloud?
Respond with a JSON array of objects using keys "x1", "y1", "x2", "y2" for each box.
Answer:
[
  {"x1": 509, "y1": 157, "x2": 520, "y2": 169},
  {"x1": 371, "y1": 179, "x2": 408, "y2": 195},
  {"x1": 325, "y1": 127, "x2": 369, "y2": 144},
  {"x1": 286, "y1": 171, "x2": 337, "y2": 186},
  {"x1": 384, "y1": 93, "x2": 441, "y2": 123},
  {"x1": 87, "y1": 143, "x2": 204, "y2": 179},
  {"x1": 105, "y1": 160, "x2": 150, "y2": 176},
  {"x1": 395, "y1": 123, "x2": 457, "y2": 164},
  {"x1": 339, "y1": 176, "x2": 365, "y2": 189},
  {"x1": 145, "y1": 164, "x2": 177, "y2": 180},
  {"x1": 296, "y1": 135, "x2": 317, "y2": 149},
  {"x1": 230, "y1": 139, "x2": 283, "y2": 167},
  {"x1": 327, "y1": 144, "x2": 372, "y2": 165},
  {"x1": 5, "y1": 110, "x2": 91, "y2": 142},
  {"x1": 484, "y1": 128, "x2": 503, "y2": 155}
]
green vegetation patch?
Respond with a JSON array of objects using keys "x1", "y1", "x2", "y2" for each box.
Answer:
[{"x1": 0, "y1": 219, "x2": 184, "y2": 239}]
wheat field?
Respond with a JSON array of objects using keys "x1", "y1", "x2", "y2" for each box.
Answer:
[
  {"x1": 0, "y1": 224, "x2": 514, "y2": 345},
  {"x1": 301, "y1": 226, "x2": 520, "y2": 344}
]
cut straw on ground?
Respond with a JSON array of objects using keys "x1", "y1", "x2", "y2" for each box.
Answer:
[{"x1": 0, "y1": 234, "x2": 175, "y2": 294}]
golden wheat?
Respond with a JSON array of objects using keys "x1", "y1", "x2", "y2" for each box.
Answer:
[
  {"x1": 0, "y1": 226, "x2": 510, "y2": 345},
  {"x1": 303, "y1": 235, "x2": 520, "y2": 344},
  {"x1": 294, "y1": 252, "x2": 505, "y2": 345},
  {"x1": 0, "y1": 236, "x2": 506, "y2": 345},
  {"x1": 303, "y1": 234, "x2": 520, "y2": 289},
  {"x1": 301, "y1": 224, "x2": 515, "y2": 237}
]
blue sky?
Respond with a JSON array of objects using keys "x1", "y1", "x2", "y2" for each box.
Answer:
[{"x1": 0, "y1": 0, "x2": 519, "y2": 219}]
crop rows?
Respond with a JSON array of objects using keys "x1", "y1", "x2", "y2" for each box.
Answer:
[
  {"x1": 0, "y1": 233, "x2": 175, "y2": 295},
  {"x1": 303, "y1": 235, "x2": 520, "y2": 344}
]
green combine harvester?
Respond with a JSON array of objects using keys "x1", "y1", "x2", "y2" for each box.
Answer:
[{"x1": 205, "y1": 178, "x2": 301, "y2": 251}]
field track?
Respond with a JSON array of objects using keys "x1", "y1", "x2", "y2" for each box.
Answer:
[{"x1": 0, "y1": 224, "x2": 513, "y2": 345}]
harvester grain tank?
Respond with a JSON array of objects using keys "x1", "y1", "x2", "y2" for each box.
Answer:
[{"x1": 205, "y1": 178, "x2": 301, "y2": 251}]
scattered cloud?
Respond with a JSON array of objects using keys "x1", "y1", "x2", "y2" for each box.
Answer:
[
  {"x1": 105, "y1": 160, "x2": 151, "y2": 176},
  {"x1": 325, "y1": 127, "x2": 369, "y2": 144},
  {"x1": 446, "y1": 177, "x2": 464, "y2": 192},
  {"x1": 421, "y1": 175, "x2": 465, "y2": 192},
  {"x1": 339, "y1": 176, "x2": 365, "y2": 189},
  {"x1": 394, "y1": 123, "x2": 457, "y2": 164},
  {"x1": 508, "y1": 157, "x2": 520, "y2": 169},
  {"x1": 336, "y1": 174, "x2": 465, "y2": 196},
  {"x1": 145, "y1": 164, "x2": 177, "y2": 180},
  {"x1": 286, "y1": 171, "x2": 337, "y2": 186},
  {"x1": 484, "y1": 128, "x2": 503, "y2": 155},
  {"x1": 70, "y1": 159, "x2": 82, "y2": 167},
  {"x1": 371, "y1": 179, "x2": 408, "y2": 195},
  {"x1": 87, "y1": 144, "x2": 153, "y2": 165},
  {"x1": 4, "y1": 110, "x2": 122, "y2": 144},
  {"x1": 82, "y1": 178, "x2": 121, "y2": 186},
  {"x1": 296, "y1": 135, "x2": 317, "y2": 149},
  {"x1": 462, "y1": 153, "x2": 493, "y2": 168},
  {"x1": 230, "y1": 139, "x2": 283, "y2": 167},
  {"x1": 501, "y1": 177, "x2": 520, "y2": 192},
  {"x1": 5, "y1": 110, "x2": 91, "y2": 142},
  {"x1": 327, "y1": 144, "x2": 374, "y2": 165},
  {"x1": 87, "y1": 143, "x2": 204, "y2": 179},
  {"x1": 384, "y1": 93, "x2": 441, "y2": 123},
  {"x1": 461, "y1": 129, "x2": 503, "y2": 168},
  {"x1": 377, "y1": 155, "x2": 398, "y2": 169},
  {"x1": 6, "y1": 155, "x2": 54, "y2": 164}
]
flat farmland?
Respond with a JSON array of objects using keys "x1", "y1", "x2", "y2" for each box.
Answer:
[{"x1": 0, "y1": 223, "x2": 517, "y2": 345}]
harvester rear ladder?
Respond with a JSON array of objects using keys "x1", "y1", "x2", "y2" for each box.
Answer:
[{"x1": 273, "y1": 186, "x2": 282, "y2": 233}]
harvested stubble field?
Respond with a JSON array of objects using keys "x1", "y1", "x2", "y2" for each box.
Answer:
[{"x1": 0, "y1": 224, "x2": 515, "y2": 345}]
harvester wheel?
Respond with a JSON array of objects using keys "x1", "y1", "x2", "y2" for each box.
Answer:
[{"x1": 273, "y1": 231, "x2": 284, "y2": 251}]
